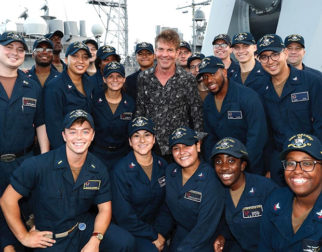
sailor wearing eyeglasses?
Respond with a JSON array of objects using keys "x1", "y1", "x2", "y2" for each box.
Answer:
[
  {"x1": 212, "y1": 34, "x2": 239, "y2": 78},
  {"x1": 28, "y1": 38, "x2": 59, "y2": 87},
  {"x1": 177, "y1": 41, "x2": 192, "y2": 72},
  {"x1": 256, "y1": 34, "x2": 322, "y2": 186},
  {"x1": 258, "y1": 133, "x2": 322, "y2": 252},
  {"x1": 200, "y1": 56, "x2": 268, "y2": 175},
  {"x1": 187, "y1": 53, "x2": 208, "y2": 101}
]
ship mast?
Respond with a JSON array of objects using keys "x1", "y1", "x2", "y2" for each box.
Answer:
[
  {"x1": 87, "y1": 0, "x2": 128, "y2": 57},
  {"x1": 176, "y1": 0, "x2": 210, "y2": 52}
]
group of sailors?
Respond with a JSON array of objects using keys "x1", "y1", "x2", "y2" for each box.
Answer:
[{"x1": 0, "y1": 26, "x2": 321, "y2": 252}]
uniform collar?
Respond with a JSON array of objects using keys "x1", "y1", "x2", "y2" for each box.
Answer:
[
  {"x1": 28, "y1": 65, "x2": 36, "y2": 78},
  {"x1": 17, "y1": 69, "x2": 33, "y2": 88},
  {"x1": 171, "y1": 161, "x2": 208, "y2": 182},
  {"x1": 270, "y1": 188, "x2": 322, "y2": 243},
  {"x1": 28, "y1": 65, "x2": 59, "y2": 86},
  {"x1": 54, "y1": 145, "x2": 99, "y2": 188},
  {"x1": 126, "y1": 151, "x2": 165, "y2": 184},
  {"x1": 286, "y1": 65, "x2": 302, "y2": 86},
  {"x1": 53, "y1": 145, "x2": 98, "y2": 173},
  {"x1": 253, "y1": 60, "x2": 266, "y2": 75},
  {"x1": 62, "y1": 69, "x2": 93, "y2": 96},
  {"x1": 243, "y1": 172, "x2": 258, "y2": 196},
  {"x1": 263, "y1": 65, "x2": 300, "y2": 100}
]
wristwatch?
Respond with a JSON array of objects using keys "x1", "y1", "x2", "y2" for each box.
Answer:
[{"x1": 92, "y1": 232, "x2": 103, "y2": 241}]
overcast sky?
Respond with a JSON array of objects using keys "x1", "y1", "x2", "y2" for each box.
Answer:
[{"x1": 0, "y1": 0, "x2": 210, "y2": 54}]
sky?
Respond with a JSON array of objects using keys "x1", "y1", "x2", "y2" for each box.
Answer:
[{"x1": 0, "y1": 0, "x2": 211, "y2": 55}]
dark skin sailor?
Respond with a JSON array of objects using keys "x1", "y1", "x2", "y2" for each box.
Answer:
[
  {"x1": 258, "y1": 133, "x2": 322, "y2": 252},
  {"x1": 212, "y1": 137, "x2": 277, "y2": 252}
]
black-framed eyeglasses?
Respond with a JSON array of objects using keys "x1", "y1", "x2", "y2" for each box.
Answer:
[
  {"x1": 34, "y1": 48, "x2": 53, "y2": 53},
  {"x1": 258, "y1": 52, "x2": 281, "y2": 63},
  {"x1": 214, "y1": 43, "x2": 228, "y2": 49},
  {"x1": 281, "y1": 160, "x2": 322, "y2": 172}
]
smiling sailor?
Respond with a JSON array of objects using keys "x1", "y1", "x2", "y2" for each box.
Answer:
[
  {"x1": 0, "y1": 31, "x2": 50, "y2": 251},
  {"x1": 211, "y1": 137, "x2": 277, "y2": 252},
  {"x1": 44, "y1": 41, "x2": 94, "y2": 149},
  {"x1": 0, "y1": 109, "x2": 135, "y2": 251},
  {"x1": 256, "y1": 34, "x2": 322, "y2": 186},
  {"x1": 154, "y1": 127, "x2": 225, "y2": 251},
  {"x1": 258, "y1": 133, "x2": 322, "y2": 251}
]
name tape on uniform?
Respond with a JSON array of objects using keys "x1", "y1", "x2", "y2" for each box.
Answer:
[
  {"x1": 242, "y1": 205, "x2": 263, "y2": 218},
  {"x1": 22, "y1": 97, "x2": 37, "y2": 108},
  {"x1": 83, "y1": 180, "x2": 101, "y2": 190},
  {"x1": 184, "y1": 190, "x2": 202, "y2": 203},
  {"x1": 227, "y1": 111, "x2": 243, "y2": 119},
  {"x1": 291, "y1": 91, "x2": 309, "y2": 103},
  {"x1": 120, "y1": 112, "x2": 133, "y2": 120}
]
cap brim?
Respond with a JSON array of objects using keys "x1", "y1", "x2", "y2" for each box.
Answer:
[
  {"x1": 197, "y1": 66, "x2": 221, "y2": 80},
  {"x1": 103, "y1": 69, "x2": 125, "y2": 78},
  {"x1": 53, "y1": 30, "x2": 64, "y2": 38},
  {"x1": 187, "y1": 56, "x2": 202, "y2": 67},
  {"x1": 258, "y1": 47, "x2": 283, "y2": 55},
  {"x1": 136, "y1": 48, "x2": 154, "y2": 54},
  {"x1": 0, "y1": 40, "x2": 28, "y2": 51},
  {"x1": 84, "y1": 39, "x2": 98, "y2": 50},
  {"x1": 212, "y1": 39, "x2": 231, "y2": 46},
  {"x1": 285, "y1": 41, "x2": 304, "y2": 48},
  {"x1": 67, "y1": 48, "x2": 92, "y2": 58},
  {"x1": 34, "y1": 41, "x2": 53, "y2": 50},
  {"x1": 180, "y1": 46, "x2": 191, "y2": 52},
  {"x1": 101, "y1": 53, "x2": 120, "y2": 62},
  {"x1": 210, "y1": 149, "x2": 245, "y2": 160},
  {"x1": 232, "y1": 41, "x2": 255, "y2": 47},
  {"x1": 64, "y1": 117, "x2": 95, "y2": 130},
  {"x1": 129, "y1": 126, "x2": 155, "y2": 137},
  {"x1": 280, "y1": 148, "x2": 321, "y2": 161},
  {"x1": 170, "y1": 138, "x2": 198, "y2": 148}
]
